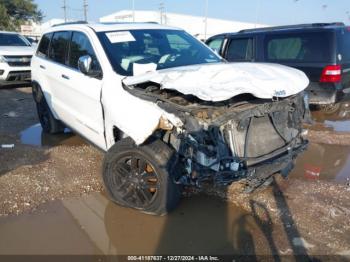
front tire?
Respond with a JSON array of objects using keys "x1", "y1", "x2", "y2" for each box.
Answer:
[{"x1": 102, "y1": 137, "x2": 181, "y2": 215}]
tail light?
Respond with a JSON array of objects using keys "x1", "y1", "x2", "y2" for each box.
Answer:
[{"x1": 320, "y1": 65, "x2": 342, "y2": 83}]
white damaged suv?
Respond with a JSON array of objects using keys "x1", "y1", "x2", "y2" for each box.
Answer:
[{"x1": 31, "y1": 22, "x2": 310, "y2": 215}]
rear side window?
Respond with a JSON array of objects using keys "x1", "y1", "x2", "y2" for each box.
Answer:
[
  {"x1": 265, "y1": 32, "x2": 332, "y2": 63},
  {"x1": 37, "y1": 33, "x2": 52, "y2": 58},
  {"x1": 69, "y1": 31, "x2": 100, "y2": 70},
  {"x1": 340, "y1": 30, "x2": 350, "y2": 62},
  {"x1": 207, "y1": 37, "x2": 224, "y2": 53},
  {"x1": 49, "y1": 31, "x2": 71, "y2": 64},
  {"x1": 226, "y1": 38, "x2": 253, "y2": 61}
]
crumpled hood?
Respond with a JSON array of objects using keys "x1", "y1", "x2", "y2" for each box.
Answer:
[
  {"x1": 123, "y1": 62, "x2": 309, "y2": 102},
  {"x1": 0, "y1": 46, "x2": 35, "y2": 56}
]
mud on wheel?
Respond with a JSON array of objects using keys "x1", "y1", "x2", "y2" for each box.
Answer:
[{"x1": 102, "y1": 137, "x2": 181, "y2": 216}]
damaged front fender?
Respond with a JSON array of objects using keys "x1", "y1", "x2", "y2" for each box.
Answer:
[{"x1": 103, "y1": 77, "x2": 184, "y2": 147}]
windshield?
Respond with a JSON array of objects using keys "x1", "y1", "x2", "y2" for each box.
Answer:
[
  {"x1": 0, "y1": 33, "x2": 30, "y2": 47},
  {"x1": 97, "y1": 29, "x2": 221, "y2": 76}
]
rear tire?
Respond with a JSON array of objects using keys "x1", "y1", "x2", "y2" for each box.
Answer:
[
  {"x1": 32, "y1": 84, "x2": 65, "y2": 134},
  {"x1": 102, "y1": 137, "x2": 181, "y2": 216}
]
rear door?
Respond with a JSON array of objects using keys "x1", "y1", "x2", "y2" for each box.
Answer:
[
  {"x1": 32, "y1": 32, "x2": 53, "y2": 99},
  {"x1": 46, "y1": 30, "x2": 72, "y2": 116},
  {"x1": 262, "y1": 31, "x2": 336, "y2": 83}
]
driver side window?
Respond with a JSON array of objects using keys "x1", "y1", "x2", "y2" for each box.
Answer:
[{"x1": 68, "y1": 31, "x2": 101, "y2": 71}]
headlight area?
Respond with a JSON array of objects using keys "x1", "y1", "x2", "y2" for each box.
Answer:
[
  {"x1": 158, "y1": 116, "x2": 174, "y2": 131},
  {"x1": 162, "y1": 121, "x2": 307, "y2": 192},
  {"x1": 156, "y1": 95, "x2": 308, "y2": 192}
]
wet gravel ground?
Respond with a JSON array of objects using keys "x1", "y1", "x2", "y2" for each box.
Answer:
[
  {"x1": 1, "y1": 86, "x2": 350, "y2": 257},
  {"x1": 0, "y1": 86, "x2": 103, "y2": 216}
]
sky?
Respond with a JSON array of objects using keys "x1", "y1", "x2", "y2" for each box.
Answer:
[{"x1": 34, "y1": 0, "x2": 350, "y2": 26}]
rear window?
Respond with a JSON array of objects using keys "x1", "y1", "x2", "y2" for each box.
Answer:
[
  {"x1": 37, "y1": 33, "x2": 52, "y2": 58},
  {"x1": 49, "y1": 31, "x2": 71, "y2": 64},
  {"x1": 265, "y1": 32, "x2": 332, "y2": 63},
  {"x1": 226, "y1": 38, "x2": 253, "y2": 61}
]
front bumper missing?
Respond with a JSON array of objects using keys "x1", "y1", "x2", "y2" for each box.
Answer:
[
  {"x1": 242, "y1": 141, "x2": 308, "y2": 192},
  {"x1": 193, "y1": 140, "x2": 308, "y2": 191}
]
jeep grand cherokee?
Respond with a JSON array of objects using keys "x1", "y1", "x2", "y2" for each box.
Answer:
[{"x1": 31, "y1": 22, "x2": 309, "y2": 215}]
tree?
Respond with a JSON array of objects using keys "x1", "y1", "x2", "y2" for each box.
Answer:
[{"x1": 0, "y1": 0, "x2": 43, "y2": 31}]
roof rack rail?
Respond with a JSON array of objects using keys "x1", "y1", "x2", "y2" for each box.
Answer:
[
  {"x1": 52, "y1": 21, "x2": 88, "y2": 27},
  {"x1": 99, "y1": 21, "x2": 159, "y2": 25},
  {"x1": 238, "y1": 22, "x2": 345, "y2": 33}
]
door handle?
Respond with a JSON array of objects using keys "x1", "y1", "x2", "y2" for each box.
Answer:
[
  {"x1": 39, "y1": 65, "x2": 46, "y2": 69},
  {"x1": 61, "y1": 74, "x2": 70, "y2": 80}
]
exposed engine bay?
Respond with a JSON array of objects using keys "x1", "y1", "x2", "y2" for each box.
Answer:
[{"x1": 123, "y1": 81, "x2": 309, "y2": 191}]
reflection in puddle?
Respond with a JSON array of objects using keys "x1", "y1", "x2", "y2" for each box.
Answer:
[
  {"x1": 0, "y1": 193, "x2": 271, "y2": 255},
  {"x1": 311, "y1": 102, "x2": 350, "y2": 132},
  {"x1": 20, "y1": 123, "x2": 85, "y2": 147},
  {"x1": 323, "y1": 120, "x2": 350, "y2": 132},
  {"x1": 290, "y1": 143, "x2": 350, "y2": 184}
]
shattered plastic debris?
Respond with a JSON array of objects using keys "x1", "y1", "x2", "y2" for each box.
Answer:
[
  {"x1": 2, "y1": 111, "x2": 19, "y2": 118},
  {"x1": 1, "y1": 144, "x2": 15, "y2": 149},
  {"x1": 11, "y1": 98, "x2": 25, "y2": 102},
  {"x1": 292, "y1": 237, "x2": 315, "y2": 249}
]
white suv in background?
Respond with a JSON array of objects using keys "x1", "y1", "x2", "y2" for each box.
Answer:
[
  {"x1": 31, "y1": 22, "x2": 309, "y2": 215},
  {"x1": 0, "y1": 31, "x2": 34, "y2": 84}
]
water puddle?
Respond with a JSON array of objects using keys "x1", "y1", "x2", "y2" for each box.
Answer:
[
  {"x1": 290, "y1": 143, "x2": 350, "y2": 184},
  {"x1": 0, "y1": 193, "x2": 266, "y2": 255},
  {"x1": 310, "y1": 102, "x2": 350, "y2": 132},
  {"x1": 20, "y1": 123, "x2": 85, "y2": 147}
]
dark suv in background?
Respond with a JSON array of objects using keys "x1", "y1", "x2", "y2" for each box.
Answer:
[{"x1": 206, "y1": 23, "x2": 350, "y2": 112}]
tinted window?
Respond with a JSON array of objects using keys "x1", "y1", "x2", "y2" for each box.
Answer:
[
  {"x1": 49, "y1": 31, "x2": 70, "y2": 64},
  {"x1": 265, "y1": 32, "x2": 332, "y2": 63},
  {"x1": 97, "y1": 29, "x2": 220, "y2": 76},
  {"x1": 37, "y1": 33, "x2": 52, "y2": 58},
  {"x1": 340, "y1": 31, "x2": 350, "y2": 62},
  {"x1": 207, "y1": 37, "x2": 224, "y2": 53},
  {"x1": 226, "y1": 38, "x2": 253, "y2": 61},
  {"x1": 0, "y1": 33, "x2": 30, "y2": 46},
  {"x1": 69, "y1": 31, "x2": 100, "y2": 70}
]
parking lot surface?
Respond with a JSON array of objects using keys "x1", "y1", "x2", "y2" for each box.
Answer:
[{"x1": 0, "y1": 87, "x2": 349, "y2": 257}]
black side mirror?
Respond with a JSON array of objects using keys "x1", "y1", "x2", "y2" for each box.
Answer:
[{"x1": 78, "y1": 55, "x2": 102, "y2": 78}]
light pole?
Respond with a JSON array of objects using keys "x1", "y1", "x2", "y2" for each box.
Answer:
[
  {"x1": 159, "y1": 2, "x2": 165, "y2": 24},
  {"x1": 255, "y1": 0, "x2": 261, "y2": 28},
  {"x1": 132, "y1": 0, "x2": 135, "y2": 22},
  {"x1": 83, "y1": 0, "x2": 88, "y2": 22},
  {"x1": 204, "y1": 0, "x2": 208, "y2": 40},
  {"x1": 62, "y1": 0, "x2": 67, "y2": 22}
]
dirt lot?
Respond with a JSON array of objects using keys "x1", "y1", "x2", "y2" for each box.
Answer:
[
  {"x1": 0, "y1": 86, "x2": 350, "y2": 258},
  {"x1": 0, "y1": 87, "x2": 103, "y2": 216}
]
